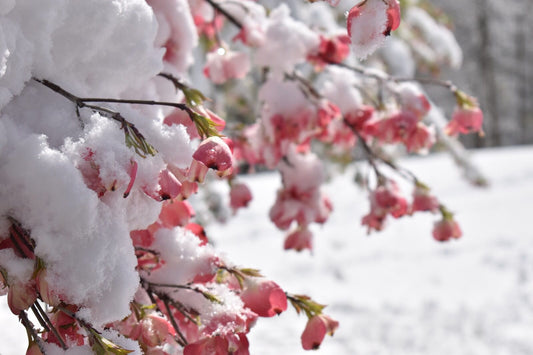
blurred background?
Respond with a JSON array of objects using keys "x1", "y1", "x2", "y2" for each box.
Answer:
[{"x1": 430, "y1": 0, "x2": 532, "y2": 147}]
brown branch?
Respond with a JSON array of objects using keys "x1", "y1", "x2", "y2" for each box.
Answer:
[
  {"x1": 34, "y1": 302, "x2": 68, "y2": 350},
  {"x1": 205, "y1": 0, "x2": 244, "y2": 29},
  {"x1": 19, "y1": 310, "x2": 47, "y2": 354},
  {"x1": 162, "y1": 298, "x2": 188, "y2": 346}
]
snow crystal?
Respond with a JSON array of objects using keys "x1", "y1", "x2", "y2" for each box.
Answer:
[
  {"x1": 148, "y1": 0, "x2": 198, "y2": 75},
  {"x1": 7, "y1": 0, "x2": 163, "y2": 97},
  {"x1": 319, "y1": 66, "x2": 363, "y2": 115},
  {"x1": 259, "y1": 77, "x2": 314, "y2": 119},
  {"x1": 254, "y1": 4, "x2": 319, "y2": 75},
  {"x1": 0, "y1": 249, "x2": 33, "y2": 284},
  {"x1": 348, "y1": 0, "x2": 389, "y2": 60},
  {"x1": 0, "y1": 17, "x2": 32, "y2": 110},
  {"x1": 146, "y1": 227, "x2": 217, "y2": 286},
  {"x1": 219, "y1": 0, "x2": 268, "y2": 47},
  {"x1": 279, "y1": 147, "x2": 324, "y2": 192},
  {"x1": 3, "y1": 81, "x2": 82, "y2": 148}
]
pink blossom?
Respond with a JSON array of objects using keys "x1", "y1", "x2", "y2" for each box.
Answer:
[
  {"x1": 130, "y1": 229, "x2": 154, "y2": 248},
  {"x1": 7, "y1": 281, "x2": 37, "y2": 315},
  {"x1": 78, "y1": 148, "x2": 107, "y2": 197},
  {"x1": 269, "y1": 187, "x2": 331, "y2": 230},
  {"x1": 184, "y1": 336, "x2": 231, "y2": 355},
  {"x1": 374, "y1": 180, "x2": 408, "y2": 218},
  {"x1": 362, "y1": 179, "x2": 408, "y2": 233},
  {"x1": 182, "y1": 327, "x2": 251, "y2": 355},
  {"x1": 158, "y1": 169, "x2": 182, "y2": 201},
  {"x1": 115, "y1": 313, "x2": 142, "y2": 341},
  {"x1": 230, "y1": 182, "x2": 253, "y2": 212},
  {"x1": 445, "y1": 106, "x2": 484, "y2": 136},
  {"x1": 366, "y1": 110, "x2": 419, "y2": 144},
  {"x1": 385, "y1": 0, "x2": 401, "y2": 35},
  {"x1": 301, "y1": 314, "x2": 339, "y2": 350},
  {"x1": 35, "y1": 269, "x2": 60, "y2": 307},
  {"x1": 187, "y1": 160, "x2": 210, "y2": 183},
  {"x1": 404, "y1": 123, "x2": 436, "y2": 153},
  {"x1": 193, "y1": 12, "x2": 224, "y2": 41},
  {"x1": 432, "y1": 218, "x2": 462, "y2": 242},
  {"x1": 361, "y1": 210, "x2": 387, "y2": 232},
  {"x1": 316, "y1": 101, "x2": 341, "y2": 133},
  {"x1": 192, "y1": 137, "x2": 233, "y2": 173},
  {"x1": 344, "y1": 105, "x2": 375, "y2": 134},
  {"x1": 204, "y1": 49, "x2": 250, "y2": 85},
  {"x1": 159, "y1": 200, "x2": 195, "y2": 228},
  {"x1": 398, "y1": 83, "x2": 431, "y2": 117},
  {"x1": 43, "y1": 305, "x2": 85, "y2": 346},
  {"x1": 140, "y1": 314, "x2": 174, "y2": 348},
  {"x1": 240, "y1": 278, "x2": 288, "y2": 317},
  {"x1": 284, "y1": 227, "x2": 313, "y2": 252},
  {"x1": 411, "y1": 185, "x2": 439, "y2": 214},
  {"x1": 308, "y1": 34, "x2": 350, "y2": 69},
  {"x1": 123, "y1": 160, "x2": 137, "y2": 198}
]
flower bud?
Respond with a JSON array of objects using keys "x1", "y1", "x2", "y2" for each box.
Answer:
[
  {"x1": 284, "y1": 227, "x2": 313, "y2": 252},
  {"x1": 301, "y1": 314, "x2": 339, "y2": 350},
  {"x1": 445, "y1": 106, "x2": 484, "y2": 137},
  {"x1": 193, "y1": 137, "x2": 233, "y2": 173},
  {"x1": 36, "y1": 269, "x2": 60, "y2": 307},
  {"x1": 241, "y1": 278, "x2": 288, "y2": 317},
  {"x1": 7, "y1": 281, "x2": 37, "y2": 315},
  {"x1": 432, "y1": 218, "x2": 462, "y2": 242}
]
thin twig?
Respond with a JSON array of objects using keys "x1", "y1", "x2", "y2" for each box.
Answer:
[
  {"x1": 205, "y1": 0, "x2": 244, "y2": 29},
  {"x1": 158, "y1": 73, "x2": 187, "y2": 92},
  {"x1": 8, "y1": 217, "x2": 35, "y2": 258},
  {"x1": 57, "y1": 305, "x2": 92, "y2": 332},
  {"x1": 144, "y1": 281, "x2": 218, "y2": 302},
  {"x1": 343, "y1": 120, "x2": 383, "y2": 180},
  {"x1": 163, "y1": 298, "x2": 188, "y2": 346},
  {"x1": 30, "y1": 304, "x2": 49, "y2": 331},
  {"x1": 19, "y1": 310, "x2": 47, "y2": 354},
  {"x1": 34, "y1": 302, "x2": 68, "y2": 350},
  {"x1": 144, "y1": 288, "x2": 187, "y2": 347},
  {"x1": 168, "y1": 299, "x2": 199, "y2": 326}
]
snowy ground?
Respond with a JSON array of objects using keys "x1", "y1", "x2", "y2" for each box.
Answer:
[{"x1": 2, "y1": 145, "x2": 533, "y2": 354}]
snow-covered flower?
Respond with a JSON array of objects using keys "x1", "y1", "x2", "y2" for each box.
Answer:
[{"x1": 347, "y1": 0, "x2": 401, "y2": 59}]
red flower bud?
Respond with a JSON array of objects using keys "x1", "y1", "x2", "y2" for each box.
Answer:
[
  {"x1": 7, "y1": 281, "x2": 37, "y2": 315},
  {"x1": 432, "y1": 218, "x2": 462, "y2": 242},
  {"x1": 192, "y1": 137, "x2": 233, "y2": 172},
  {"x1": 241, "y1": 278, "x2": 288, "y2": 317},
  {"x1": 301, "y1": 314, "x2": 339, "y2": 350}
]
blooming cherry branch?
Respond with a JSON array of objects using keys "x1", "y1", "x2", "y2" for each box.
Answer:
[{"x1": 0, "y1": 0, "x2": 487, "y2": 353}]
